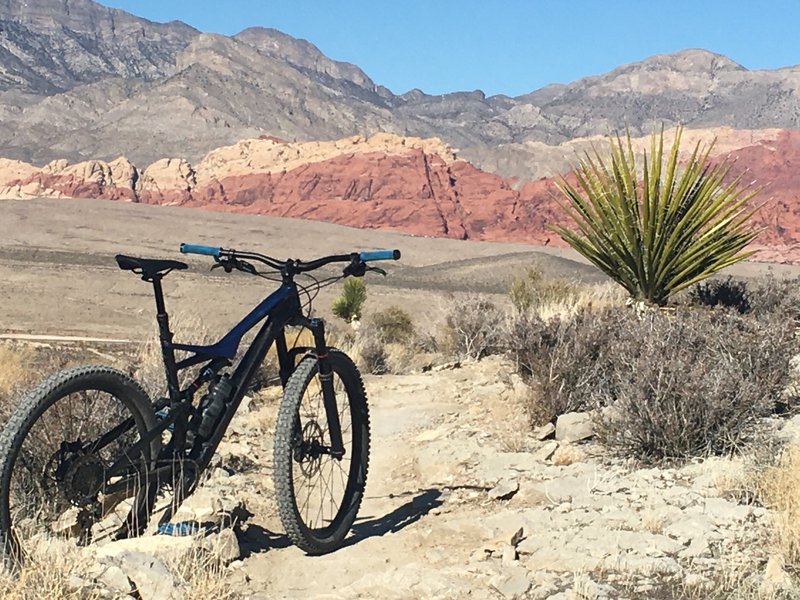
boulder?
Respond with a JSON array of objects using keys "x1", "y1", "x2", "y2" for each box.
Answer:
[{"x1": 555, "y1": 412, "x2": 594, "y2": 442}]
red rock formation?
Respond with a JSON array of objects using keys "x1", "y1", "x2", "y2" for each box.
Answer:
[{"x1": 1, "y1": 130, "x2": 799, "y2": 262}]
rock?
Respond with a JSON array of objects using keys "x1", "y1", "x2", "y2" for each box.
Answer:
[
  {"x1": 501, "y1": 544, "x2": 518, "y2": 565},
  {"x1": 534, "y1": 422, "x2": 556, "y2": 440},
  {"x1": 571, "y1": 575, "x2": 616, "y2": 600},
  {"x1": 206, "y1": 528, "x2": 241, "y2": 564},
  {"x1": 96, "y1": 534, "x2": 195, "y2": 563},
  {"x1": 761, "y1": 554, "x2": 793, "y2": 594},
  {"x1": 488, "y1": 478, "x2": 519, "y2": 500},
  {"x1": 95, "y1": 564, "x2": 132, "y2": 595},
  {"x1": 533, "y1": 441, "x2": 559, "y2": 462},
  {"x1": 555, "y1": 412, "x2": 594, "y2": 442},
  {"x1": 52, "y1": 506, "x2": 82, "y2": 536},
  {"x1": 111, "y1": 551, "x2": 178, "y2": 600},
  {"x1": 490, "y1": 567, "x2": 531, "y2": 600}
]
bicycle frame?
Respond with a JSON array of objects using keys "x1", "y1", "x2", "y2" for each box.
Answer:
[{"x1": 106, "y1": 271, "x2": 345, "y2": 494}]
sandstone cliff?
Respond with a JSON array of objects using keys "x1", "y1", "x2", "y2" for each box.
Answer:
[{"x1": 1, "y1": 130, "x2": 798, "y2": 262}]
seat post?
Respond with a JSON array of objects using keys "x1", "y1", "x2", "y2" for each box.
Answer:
[{"x1": 151, "y1": 275, "x2": 181, "y2": 402}]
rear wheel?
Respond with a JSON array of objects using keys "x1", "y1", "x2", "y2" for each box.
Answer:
[
  {"x1": 0, "y1": 366, "x2": 159, "y2": 566},
  {"x1": 272, "y1": 349, "x2": 369, "y2": 554}
]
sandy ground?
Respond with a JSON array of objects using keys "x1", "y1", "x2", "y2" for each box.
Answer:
[
  {"x1": 0, "y1": 198, "x2": 599, "y2": 340},
  {"x1": 2, "y1": 198, "x2": 797, "y2": 342}
]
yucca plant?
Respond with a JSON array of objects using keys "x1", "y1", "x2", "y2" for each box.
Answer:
[
  {"x1": 551, "y1": 127, "x2": 761, "y2": 306},
  {"x1": 332, "y1": 277, "x2": 367, "y2": 322}
]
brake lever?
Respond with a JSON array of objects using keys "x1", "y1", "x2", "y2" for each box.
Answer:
[
  {"x1": 210, "y1": 257, "x2": 258, "y2": 275},
  {"x1": 366, "y1": 265, "x2": 387, "y2": 277},
  {"x1": 210, "y1": 261, "x2": 232, "y2": 273},
  {"x1": 238, "y1": 260, "x2": 258, "y2": 275}
]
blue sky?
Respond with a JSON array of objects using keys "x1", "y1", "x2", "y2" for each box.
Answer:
[{"x1": 103, "y1": 1, "x2": 800, "y2": 97}]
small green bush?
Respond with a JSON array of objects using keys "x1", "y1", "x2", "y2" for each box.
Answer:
[
  {"x1": 508, "y1": 305, "x2": 797, "y2": 461},
  {"x1": 688, "y1": 276, "x2": 751, "y2": 313},
  {"x1": 371, "y1": 306, "x2": 414, "y2": 344},
  {"x1": 686, "y1": 273, "x2": 800, "y2": 323},
  {"x1": 332, "y1": 278, "x2": 367, "y2": 323}
]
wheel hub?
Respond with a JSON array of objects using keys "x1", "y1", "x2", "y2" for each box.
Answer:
[
  {"x1": 294, "y1": 421, "x2": 325, "y2": 477},
  {"x1": 49, "y1": 442, "x2": 106, "y2": 505}
]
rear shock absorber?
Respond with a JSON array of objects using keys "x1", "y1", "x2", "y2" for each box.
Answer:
[{"x1": 196, "y1": 375, "x2": 233, "y2": 440}]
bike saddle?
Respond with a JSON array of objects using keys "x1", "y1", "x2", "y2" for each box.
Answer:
[{"x1": 115, "y1": 254, "x2": 188, "y2": 280}]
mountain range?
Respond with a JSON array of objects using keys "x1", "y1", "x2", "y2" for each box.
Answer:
[
  {"x1": 1, "y1": 0, "x2": 799, "y2": 181},
  {"x1": 1, "y1": 0, "x2": 799, "y2": 263}
]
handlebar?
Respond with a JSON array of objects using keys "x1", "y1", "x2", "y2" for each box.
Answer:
[
  {"x1": 179, "y1": 243, "x2": 221, "y2": 258},
  {"x1": 359, "y1": 250, "x2": 401, "y2": 261},
  {"x1": 179, "y1": 242, "x2": 401, "y2": 275}
]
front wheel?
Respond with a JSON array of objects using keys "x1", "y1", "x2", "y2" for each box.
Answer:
[
  {"x1": 272, "y1": 349, "x2": 370, "y2": 554},
  {"x1": 0, "y1": 366, "x2": 159, "y2": 566}
]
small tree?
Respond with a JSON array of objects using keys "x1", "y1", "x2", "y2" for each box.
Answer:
[
  {"x1": 332, "y1": 278, "x2": 367, "y2": 322},
  {"x1": 551, "y1": 127, "x2": 761, "y2": 306}
]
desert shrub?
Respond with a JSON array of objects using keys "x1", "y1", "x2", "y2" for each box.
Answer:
[
  {"x1": 552, "y1": 127, "x2": 760, "y2": 306},
  {"x1": 688, "y1": 276, "x2": 751, "y2": 313},
  {"x1": 0, "y1": 343, "x2": 37, "y2": 423},
  {"x1": 332, "y1": 278, "x2": 367, "y2": 323},
  {"x1": 0, "y1": 537, "x2": 103, "y2": 599},
  {"x1": 508, "y1": 265, "x2": 579, "y2": 313},
  {"x1": 509, "y1": 305, "x2": 797, "y2": 460},
  {"x1": 351, "y1": 327, "x2": 388, "y2": 375},
  {"x1": 748, "y1": 273, "x2": 800, "y2": 322},
  {"x1": 371, "y1": 305, "x2": 414, "y2": 343},
  {"x1": 507, "y1": 309, "x2": 621, "y2": 424},
  {"x1": 686, "y1": 273, "x2": 800, "y2": 324},
  {"x1": 442, "y1": 294, "x2": 504, "y2": 359}
]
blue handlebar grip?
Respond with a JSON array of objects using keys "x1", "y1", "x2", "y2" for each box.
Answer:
[
  {"x1": 180, "y1": 243, "x2": 221, "y2": 258},
  {"x1": 359, "y1": 249, "x2": 401, "y2": 262}
]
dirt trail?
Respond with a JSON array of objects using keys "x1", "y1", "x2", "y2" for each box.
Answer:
[{"x1": 172, "y1": 356, "x2": 779, "y2": 600}]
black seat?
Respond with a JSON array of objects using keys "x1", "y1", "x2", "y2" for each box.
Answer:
[{"x1": 115, "y1": 254, "x2": 188, "y2": 280}]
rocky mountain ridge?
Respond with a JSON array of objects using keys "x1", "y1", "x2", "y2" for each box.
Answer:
[{"x1": 1, "y1": 0, "x2": 799, "y2": 179}]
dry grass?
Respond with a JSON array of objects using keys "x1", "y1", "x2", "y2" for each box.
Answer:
[
  {"x1": 0, "y1": 343, "x2": 32, "y2": 398},
  {"x1": 534, "y1": 281, "x2": 627, "y2": 321},
  {"x1": 0, "y1": 539, "x2": 102, "y2": 600},
  {"x1": 0, "y1": 529, "x2": 240, "y2": 599},
  {"x1": 134, "y1": 312, "x2": 217, "y2": 399},
  {"x1": 640, "y1": 511, "x2": 665, "y2": 535},
  {"x1": 757, "y1": 443, "x2": 800, "y2": 569},
  {"x1": 551, "y1": 444, "x2": 587, "y2": 466},
  {"x1": 165, "y1": 538, "x2": 237, "y2": 600}
]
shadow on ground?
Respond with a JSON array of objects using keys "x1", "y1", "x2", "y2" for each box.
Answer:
[
  {"x1": 239, "y1": 488, "x2": 444, "y2": 557},
  {"x1": 345, "y1": 488, "x2": 443, "y2": 548}
]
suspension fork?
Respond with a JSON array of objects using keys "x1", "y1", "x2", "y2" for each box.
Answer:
[{"x1": 308, "y1": 318, "x2": 345, "y2": 459}]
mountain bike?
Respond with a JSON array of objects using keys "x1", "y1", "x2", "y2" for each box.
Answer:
[{"x1": 0, "y1": 242, "x2": 400, "y2": 565}]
